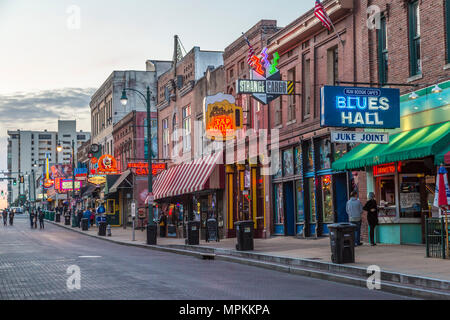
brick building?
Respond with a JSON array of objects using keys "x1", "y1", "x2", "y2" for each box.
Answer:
[
  {"x1": 154, "y1": 47, "x2": 225, "y2": 238},
  {"x1": 223, "y1": 20, "x2": 281, "y2": 238}
]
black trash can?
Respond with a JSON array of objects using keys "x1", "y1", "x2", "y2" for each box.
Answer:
[
  {"x1": 55, "y1": 214, "x2": 61, "y2": 223},
  {"x1": 186, "y1": 221, "x2": 200, "y2": 245},
  {"x1": 81, "y1": 218, "x2": 89, "y2": 231},
  {"x1": 64, "y1": 215, "x2": 71, "y2": 226},
  {"x1": 147, "y1": 224, "x2": 157, "y2": 245},
  {"x1": 328, "y1": 223, "x2": 357, "y2": 264},
  {"x1": 98, "y1": 221, "x2": 107, "y2": 236},
  {"x1": 235, "y1": 220, "x2": 254, "y2": 251},
  {"x1": 206, "y1": 218, "x2": 219, "y2": 242}
]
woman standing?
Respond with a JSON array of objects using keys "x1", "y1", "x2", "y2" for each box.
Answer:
[{"x1": 364, "y1": 192, "x2": 379, "y2": 246}]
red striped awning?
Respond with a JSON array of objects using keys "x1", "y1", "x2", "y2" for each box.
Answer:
[{"x1": 153, "y1": 152, "x2": 223, "y2": 200}]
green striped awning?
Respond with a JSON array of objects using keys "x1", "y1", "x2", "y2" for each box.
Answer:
[
  {"x1": 435, "y1": 144, "x2": 450, "y2": 165},
  {"x1": 332, "y1": 122, "x2": 450, "y2": 171}
]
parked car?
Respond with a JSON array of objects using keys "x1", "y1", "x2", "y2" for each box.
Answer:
[{"x1": 10, "y1": 207, "x2": 23, "y2": 214}]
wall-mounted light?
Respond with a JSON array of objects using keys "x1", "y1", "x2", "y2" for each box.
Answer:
[
  {"x1": 409, "y1": 92, "x2": 419, "y2": 100},
  {"x1": 431, "y1": 84, "x2": 442, "y2": 94}
]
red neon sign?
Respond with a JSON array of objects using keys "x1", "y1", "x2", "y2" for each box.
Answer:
[
  {"x1": 127, "y1": 163, "x2": 166, "y2": 175},
  {"x1": 374, "y1": 162, "x2": 401, "y2": 176}
]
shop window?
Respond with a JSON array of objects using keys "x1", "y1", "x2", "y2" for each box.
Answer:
[
  {"x1": 302, "y1": 58, "x2": 311, "y2": 120},
  {"x1": 296, "y1": 180, "x2": 305, "y2": 223},
  {"x1": 399, "y1": 175, "x2": 422, "y2": 218},
  {"x1": 333, "y1": 143, "x2": 348, "y2": 162},
  {"x1": 321, "y1": 175, "x2": 334, "y2": 223},
  {"x1": 318, "y1": 138, "x2": 331, "y2": 169},
  {"x1": 377, "y1": 176, "x2": 396, "y2": 217},
  {"x1": 283, "y1": 149, "x2": 294, "y2": 176},
  {"x1": 304, "y1": 140, "x2": 314, "y2": 172},
  {"x1": 308, "y1": 178, "x2": 316, "y2": 223},
  {"x1": 294, "y1": 146, "x2": 302, "y2": 175},
  {"x1": 274, "y1": 184, "x2": 284, "y2": 225}
]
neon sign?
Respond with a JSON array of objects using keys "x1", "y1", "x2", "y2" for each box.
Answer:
[
  {"x1": 60, "y1": 179, "x2": 82, "y2": 192},
  {"x1": 97, "y1": 154, "x2": 119, "y2": 174},
  {"x1": 269, "y1": 52, "x2": 280, "y2": 75},
  {"x1": 127, "y1": 163, "x2": 167, "y2": 175},
  {"x1": 260, "y1": 47, "x2": 271, "y2": 71},
  {"x1": 250, "y1": 56, "x2": 265, "y2": 76},
  {"x1": 321, "y1": 86, "x2": 400, "y2": 129}
]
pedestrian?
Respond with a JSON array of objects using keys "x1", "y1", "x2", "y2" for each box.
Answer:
[
  {"x1": 2, "y1": 210, "x2": 7, "y2": 226},
  {"x1": 29, "y1": 209, "x2": 34, "y2": 228},
  {"x1": 34, "y1": 208, "x2": 39, "y2": 228},
  {"x1": 83, "y1": 207, "x2": 91, "y2": 228},
  {"x1": 38, "y1": 209, "x2": 45, "y2": 229},
  {"x1": 364, "y1": 192, "x2": 379, "y2": 246},
  {"x1": 159, "y1": 212, "x2": 167, "y2": 238},
  {"x1": 346, "y1": 191, "x2": 363, "y2": 246},
  {"x1": 9, "y1": 210, "x2": 14, "y2": 226},
  {"x1": 77, "y1": 209, "x2": 83, "y2": 228},
  {"x1": 90, "y1": 208, "x2": 95, "y2": 227}
]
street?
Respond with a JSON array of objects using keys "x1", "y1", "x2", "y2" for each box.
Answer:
[{"x1": 0, "y1": 215, "x2": 410, "y2": 300}]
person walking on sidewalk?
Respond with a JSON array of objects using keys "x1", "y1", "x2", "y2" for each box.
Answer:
[
  {"x1": 2, "y1": 209, "x2": 7, "y2": 226},
  {"x1": 346, "y1": 191, "x2": 363, "y2": 246},
  {"x1": 29, "y1": 209, "x2": 35, "y2": 228},
  {"x1": 38, "y1": 210, "x2": 45, "y2": 229},
  {"x1": 364, "y1": 192, "x2": 379, "y2": 246},
  {"x1": 8, "y1": 210, "x2": 14, "y2": 226}
]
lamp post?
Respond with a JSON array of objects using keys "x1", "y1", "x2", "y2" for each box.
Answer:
[
  {"x1": 120, "y1": 86, "x2": 157, "y2": 244},
  {"x1": 57, "y1": 140, "x2": 76, "y2": 222}
]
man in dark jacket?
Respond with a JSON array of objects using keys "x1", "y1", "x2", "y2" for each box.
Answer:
[
  {"x1": 38, "y1": 210, "x2": 45, "y2": 229},
  {"x1": 363, "y1": 192, "x2": 379, "y2": 246}
]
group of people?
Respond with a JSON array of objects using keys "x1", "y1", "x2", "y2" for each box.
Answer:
[
  {"x1": 2, "y1": 208, "x2": 14, "y2": 226},
  {"x1": 29, "y1": 207, "x2": 45, "y2": 229},
  {"x1": 346, "y1": 191, "x2": 379, "y2": 246}
]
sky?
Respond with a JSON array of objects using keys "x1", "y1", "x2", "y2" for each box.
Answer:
[{"x1": 0, "y1": 0, "x2": 313, "y2": 207}]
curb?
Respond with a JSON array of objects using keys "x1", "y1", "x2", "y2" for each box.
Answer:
[{"x1": 47, "y1": 220, "x2": 450, "y2": 300}]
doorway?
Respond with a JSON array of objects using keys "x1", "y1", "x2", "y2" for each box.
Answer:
[
  {"x1": 283, "y1": 182, "x2": 295, "y2": 236},
  {"x1": 334, "y1": 173, "x2": 348, "y2": 222}
]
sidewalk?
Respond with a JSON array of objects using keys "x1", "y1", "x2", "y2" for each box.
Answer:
[{"x1": 50, "y1": 219, "x2": 450, "y2": 282}]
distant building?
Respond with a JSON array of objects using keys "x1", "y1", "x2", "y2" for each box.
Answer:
[{"x1": 90, "y1": 60, "x2": 172, "y2": 158}]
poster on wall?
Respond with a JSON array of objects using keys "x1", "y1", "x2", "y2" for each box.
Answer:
[{"x1": 321, "y1": 86, "x2": 400, "y2": 129}]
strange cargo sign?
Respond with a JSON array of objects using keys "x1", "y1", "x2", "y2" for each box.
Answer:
[{"x1": 320, "y1": 86, "x2": 400, "y2": 129}]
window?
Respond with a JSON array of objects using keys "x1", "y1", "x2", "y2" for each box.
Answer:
[
  {"x1": 409, "y1": 0, "x2": 421, "y2": 76},
  {"x1": 182, "y1": 106, "x2": 191, "y2": 152},
  {"x1": 77, "y1": 135, "x2": 86, "y2": 140},
  {"x1": 327, "y1": 47, "x2": 339, "y2": 85},
  {"x1": 162, "y1": 118, "x2": 169, "y2": 159},
  {"x1": 172, "y1": 113, "x2": 178, "y2": 150},
  {"x1": 302, "y1": 58, "x2": 311, "y2": 119},
  {"x1": 282, "y1": 149, "x2": 294, "y2": 176},
  {"x1": 318, "y1": 138, "x2": 331, "y2": 169},
  {"x1": 63, "y1": 134, "x2": 71, "y2": 138},
  {"x1": 274, "y1": 97, "x2": 282, "y2": 126},
  {"x1": 38, "y1": 134, "x2": 52, "y2": 140},
  {"x1": 446, "y1": 0, "x2": 450, "y2": 63},
  {"x1": 378, "y1": 15, "x2": 388, "y2": 85},
  {"x1": 287, "y1": 68, "x2": 296, "y2": 121}
]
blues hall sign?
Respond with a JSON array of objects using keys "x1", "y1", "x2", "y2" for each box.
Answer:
[{"x1": 320, "y1": 86, "x2": 400, "y2": 128}]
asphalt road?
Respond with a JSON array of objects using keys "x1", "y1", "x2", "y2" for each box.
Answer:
[{"x1": 0, "y1": 215, "x2": 410, "y2": 300}]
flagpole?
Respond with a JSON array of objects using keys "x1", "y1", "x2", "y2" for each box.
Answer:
[{"x1": 329, "y1": 20, "x2": 345, "y2": 48}]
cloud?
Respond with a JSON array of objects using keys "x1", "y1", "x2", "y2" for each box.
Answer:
[{"x1": 0, "y1": 88, "x2": 96, "y2": 124}]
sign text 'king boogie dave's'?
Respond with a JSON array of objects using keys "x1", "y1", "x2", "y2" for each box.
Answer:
[{"x1": 320, "y1": 86, "x2": 400, "y2": 129}]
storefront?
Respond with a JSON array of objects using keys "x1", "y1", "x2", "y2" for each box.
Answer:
[
  {"x1": 153, "y1": 152, "x2": 225, "y2": 239},
  {"x1": 333, "y1": 121, "x2": 450, "y2": 244},
  {"x1": 272, "y1": 136, "x2": 353, "y2": 238}
]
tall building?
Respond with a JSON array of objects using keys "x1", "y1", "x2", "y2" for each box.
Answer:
[
  {"x1": 57, "y1": 120, "x2": 90, "y2": 165},
  {"x1": 90, "y1": 60, "x2": 172, "y2": 157},
  {"x1": 7, "y1": 120, "x2": 90, "y2": 206}
]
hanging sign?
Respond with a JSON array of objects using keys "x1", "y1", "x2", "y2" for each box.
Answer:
[
  {"x1": 88, "y1": 175, "x2": 107, "y2": 186},
  {"x1": 320, "y1": 86, "x2": 400, "y2": 128},
  {"x1": 60, "y1": 180, "x2": 82, "y2": 192},
  {"x1": 331, "y1": 131, "x2": 389, "y2": 144},
  {"x1": 97, "y1": 154, "x2": 119, "y2": 174},
  {"x1": 127, "y1": 163, "x2": 166, "y2": 175},
  {"x1": 203, "y1": 93, "x2": 243, "y2": 141}
]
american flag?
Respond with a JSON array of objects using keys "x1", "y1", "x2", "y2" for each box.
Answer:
[
  {"x1": 314, "y1": 0, "x2": 332, "y2": 31},
  {"x1": 243, "y1": 34, "x2": 256, "y2": 67}
]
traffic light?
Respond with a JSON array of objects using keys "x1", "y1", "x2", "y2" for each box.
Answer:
[
  {"x1": 20, "y1": 175, "x2": 24, "y2": 184},
  {"x1": 13, "y1": 179, "x2": 17, "y2": 186},
  {"x1": 1, "y1": 190, "x2": 3, "y2": 196}
]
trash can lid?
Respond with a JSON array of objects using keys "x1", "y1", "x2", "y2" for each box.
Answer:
[{"x1": 328, "y1": 223, "x2": 357, "y2": 228}]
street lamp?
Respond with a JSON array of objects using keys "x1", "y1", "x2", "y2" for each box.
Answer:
[{"x1": 120, "y1": 86, "x2": 157, "y2": 245}]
